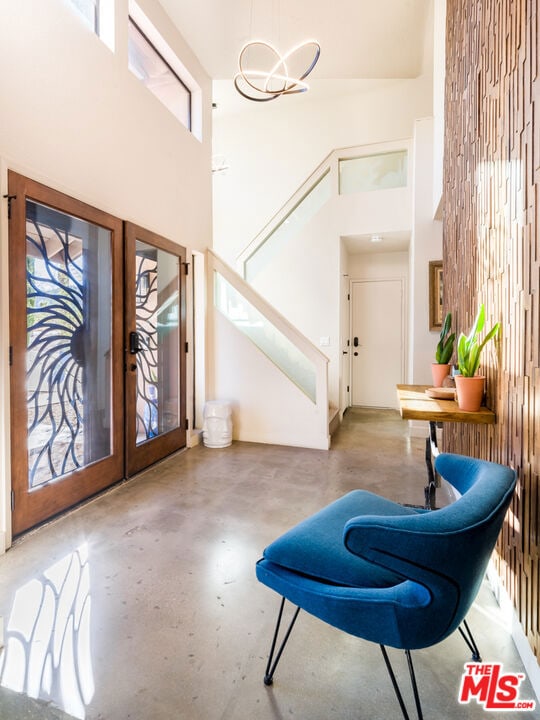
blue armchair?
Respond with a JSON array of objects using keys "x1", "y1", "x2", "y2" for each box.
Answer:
[{"x1": 256, "y1": 453, "x2": 516, "y2": 720}]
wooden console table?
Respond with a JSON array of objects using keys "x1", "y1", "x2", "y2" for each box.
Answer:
[{"x1": 396, "y1": 384, "x2": 496, "y2": 508}]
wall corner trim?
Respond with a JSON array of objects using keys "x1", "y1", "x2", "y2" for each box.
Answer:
[{"x1": 487, "y1": 562, "x2": 540, "y2": 703}]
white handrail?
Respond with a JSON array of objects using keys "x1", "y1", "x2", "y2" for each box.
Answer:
[
  {"x1": 236, "y1": 164, "x2": 332, "y2": 274},
  {"x1": 208, "y1": 249, "x2": 329, "y2": 440},
  {"x1": 209, "y1": 249, "x2": 328, "y2": 367},
  {"x1": 236, "y1": 137, "x2": 412, "y2": 275}
]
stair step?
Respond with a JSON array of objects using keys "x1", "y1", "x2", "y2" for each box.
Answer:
[{"x1": 329, "y1": 406, "x2": 340, "y2": 436}]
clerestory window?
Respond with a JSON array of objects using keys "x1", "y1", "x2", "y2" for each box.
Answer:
[
  {"x1": 68, "y1": 0, "x2": 99, "y2": 34},
  {"x1": 128, "y1": 17, "x2": 192, "y2": 132}
]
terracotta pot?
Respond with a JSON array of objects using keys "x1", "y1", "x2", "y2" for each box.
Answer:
[
  {"x1": 454, "y1": 375, "x2": 485, "y2": 412},
  {"x1": 431, "y1": 363, "x2": 452, "y2": 388}
]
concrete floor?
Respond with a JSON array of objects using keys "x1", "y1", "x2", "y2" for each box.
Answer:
[{"x1": 0, "y1": 408, "x2": 537, "y2": 719}]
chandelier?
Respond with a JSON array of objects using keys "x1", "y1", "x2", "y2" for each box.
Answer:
[{"x1": 234, "y1": 39, "x2": 321, "y2": 102}]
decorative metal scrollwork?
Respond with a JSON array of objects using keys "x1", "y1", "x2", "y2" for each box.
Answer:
[
  {"x1": 135, "y1": 251, "x2": 159, "y2": 442},
  {"x1": 25, "y1": 201, "x2": 112, "y2": 489},
  {"x1": 26, "y1": 205, "x2": 85, "y2": 488}
]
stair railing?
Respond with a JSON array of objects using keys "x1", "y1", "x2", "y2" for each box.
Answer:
[{"x1": 208, "y1": 249, "x2": 329, "y2": 445}]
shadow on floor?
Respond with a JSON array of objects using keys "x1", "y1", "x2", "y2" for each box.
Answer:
[{"x1": 0, "y1": 409, "x2": 536, "y2": 719}]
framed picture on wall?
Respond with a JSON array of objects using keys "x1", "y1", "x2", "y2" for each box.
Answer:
[{"x1": 429, "y1": 260, "x2": 443, "y2": 330}]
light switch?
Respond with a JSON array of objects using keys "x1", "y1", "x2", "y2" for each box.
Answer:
[{"x1": 319, "y1": 336, "x2": 330, "y2": 347}]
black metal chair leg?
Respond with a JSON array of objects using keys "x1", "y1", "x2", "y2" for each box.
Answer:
[
  {"x1": 380, "y1": 645, "x2": 411, "y2": 720},
  {"x1": 458, "y1": 618, "x2": 482, "y2": 661},
  {"x1": 263, "y1": 597, "x2": 300, "y2": 686},
  {"x1": 380, "y1": 646, "x2": 424, "y2": 720},
  {"x1": 405, "y1": 650, "x2": 424, "y2": 720}
]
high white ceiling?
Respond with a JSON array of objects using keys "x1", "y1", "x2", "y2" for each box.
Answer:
[{"x1": 159, "y1": 0, "x2": 430, "y2": 80}]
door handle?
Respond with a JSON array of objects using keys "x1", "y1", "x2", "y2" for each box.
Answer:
[
  {"x1": 129, "y1": 331, "x2": 143, "y2": 354},
  {"x1": 353, "y1": 337, "x2": 359, "y2": 347}
]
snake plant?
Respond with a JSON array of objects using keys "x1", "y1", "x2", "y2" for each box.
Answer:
[
  {"x1": 435, "y1": 312, "x2": 455, "y2": 364},
  {"x1": 457, "y1": 304, "x2": 500, "y2": 377}
]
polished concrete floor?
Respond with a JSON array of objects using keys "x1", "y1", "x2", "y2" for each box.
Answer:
[{"x1": 0, "y1": 409, "x2": 536, "y2": 719}]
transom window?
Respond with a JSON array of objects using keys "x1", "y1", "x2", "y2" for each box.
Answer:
[
  {"x1": 128, "y1": 17, "x2": 191, "y2": 131},
  {"x1": 339, "y1": 150, "x2": 408, "y2": 194}
]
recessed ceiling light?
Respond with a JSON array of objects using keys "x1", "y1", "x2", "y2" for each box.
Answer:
[{"x1": 371, "y1": 235, "x2": 383, "y2": 243}]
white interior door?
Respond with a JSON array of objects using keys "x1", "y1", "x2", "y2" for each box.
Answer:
[{"x1": 351, "y1": 279, "x2": 404, "y2": 408}]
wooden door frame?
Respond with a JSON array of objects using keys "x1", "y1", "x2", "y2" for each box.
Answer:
[
  {"x1": 124, "y1": 222, "x2": 187, "y2": 477},
  {"x1": 8, "y1": 171, "x2": 125, "y2": 536}
]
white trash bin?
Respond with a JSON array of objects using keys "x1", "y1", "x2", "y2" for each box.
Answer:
[{"x1": 202, "y1": 401, "x2": 232, "y2": 448}]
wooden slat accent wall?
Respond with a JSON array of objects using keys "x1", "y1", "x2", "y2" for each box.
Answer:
[{"x1": 443, "y1": 0, "x2": 539, "y2": 661}]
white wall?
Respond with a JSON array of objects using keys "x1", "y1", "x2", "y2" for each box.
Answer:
[
  {"x1": 432, "y1": 0, "x2": 447, "y2": 215},
  {"x1": 348, "y1": 251, "x2": 409, "y2": 280},
  {"x1": 0, "y1": 0, "x2": 213, "y2": 547},
  {"x1": 210, "y1": 313, "x2": 329, "y2": 450},
  {"x1": 0, "y1": 0, "x2": 212, "y2": 243},
  {"x1": 338, "y1": 184, "x2": 413, "y2": 238},
  {"x1": 212, "y1": 75, "x2": 433, "y2": 264},
  {"x1": 408, "y1": 117, "x2": 443, "y2": 385}
]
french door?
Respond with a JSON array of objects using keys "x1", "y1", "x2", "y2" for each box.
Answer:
[
  {"x1": 124, "y1": 222, "x2": 186, "y2": 476},
  {"x1": 8, "y1": 173, "x2": 186, "y2": 536}
]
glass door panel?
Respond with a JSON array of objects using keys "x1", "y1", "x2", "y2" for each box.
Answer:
[
  {"x1": 26, "y1": 200, "x2": 113, "y2": 486},
  {"x1": 9, "y1": 172, "x2": 124, "y2": 536},
  {"x1": 134, "y1": 240, "x2": 180, "y2": 443},
  {"x1": 125, "y1": 223, "x2": 186, "y2": 476}
]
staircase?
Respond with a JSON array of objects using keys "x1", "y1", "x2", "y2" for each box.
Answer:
[
  {"x1": 207, "y1": 250, "x2": 330, "y2": 450},
  {"x1": 208, "y1": 138, "x2": 413, "y2": 449}
]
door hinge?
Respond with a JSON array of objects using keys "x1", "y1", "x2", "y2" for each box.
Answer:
[
  {"x1": 185, "y1": 417, "x2": 189, "y2": 430},
  {"x1": 347, "y1": 385, "x2": 350, "y2": 393},
  {"x1": 11, "y1": 490, "x2": 15, "y2": 511},
  {"x1": 184, "y1": 262, "x2": 190, "y2": 275},
  {"x1": 347, "y1": 293, "x2": 350, "y2": 301},
  {"x1": 3, "y1": 194, "x2": 16, "y2": 220},
  {"x1": 185, "y1": 341, "x2": 189, "y2": 353},
  {"x1": 9, "y1": 346, "x2": 13, "y2": 366}
]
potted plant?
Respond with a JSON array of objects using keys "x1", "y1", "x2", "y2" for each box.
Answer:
[
  {"x1": 431, "y1": 312, "x2": 455, "y2": 387},
  {"x1": 455, "y1": 303, "x2": 500, "y2": 411}
]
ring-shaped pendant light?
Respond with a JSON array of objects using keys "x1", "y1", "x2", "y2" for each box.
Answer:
[{"x1": 234, "y1": 39, "x2": 321, "y2": 102}]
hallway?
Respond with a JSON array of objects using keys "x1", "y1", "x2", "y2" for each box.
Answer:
[{"x1": 0, "y1": 409, "x2": 534, "y2": 719}]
